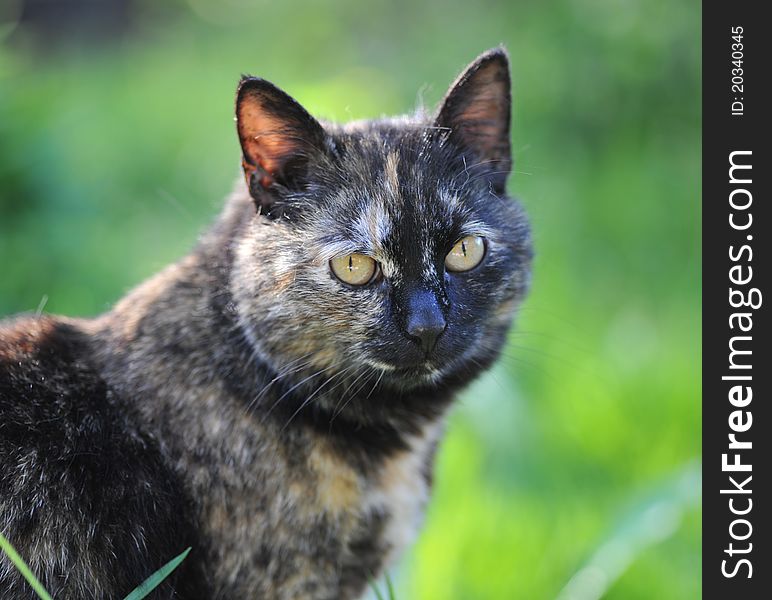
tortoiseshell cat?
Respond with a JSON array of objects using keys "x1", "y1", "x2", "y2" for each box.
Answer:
[{"x1": 0, "y1": 48, "x2": 532, "y2": 599}]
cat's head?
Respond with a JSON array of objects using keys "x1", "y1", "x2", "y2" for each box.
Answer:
[{"x1": 228, "y1": 48, "x2": 532, "y2": 399}]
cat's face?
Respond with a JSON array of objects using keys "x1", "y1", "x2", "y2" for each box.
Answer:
[{"x1": 230, "y1": 49, "x2": 532, "y2": 394}]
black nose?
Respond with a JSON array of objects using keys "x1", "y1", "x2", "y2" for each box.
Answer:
[{"x1": 405, "y1": 289, "x2": 447, "y2": 354}]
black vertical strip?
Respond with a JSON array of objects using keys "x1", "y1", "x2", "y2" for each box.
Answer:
[{"x1": 703, "y1": 2, "x2": 770, "y2": 598}]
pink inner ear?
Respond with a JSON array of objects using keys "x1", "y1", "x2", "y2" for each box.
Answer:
[
  {"x1": 458, "y1": 92, "x2": 504, "y2": 142},
  {"x1": 239, "y1": 99, "x2": 301, "y2": 185},
  {"x1": 454, "y1": 67, "x2": 508, "y2": 153}
]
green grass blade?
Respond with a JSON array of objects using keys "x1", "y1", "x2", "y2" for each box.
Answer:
[
  {"x1": 123, "y1": 547, "x2": 191, "y2": 600},
  {"x1": 0, "y1": 531, "x2": 54, "y2": 600},
  {"x1": 385, "y1": 572, "x2": 396, "y2": 600},
  {"x1": 369, "y1": 578, "x2": 386, "y2": 600}
]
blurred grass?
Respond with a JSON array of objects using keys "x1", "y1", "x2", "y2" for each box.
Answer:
[{"x1": 0, "y1": 0, "x2": 700, "y2": 598}]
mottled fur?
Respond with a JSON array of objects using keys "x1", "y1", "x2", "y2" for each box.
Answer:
[{"x1": 0, "y1": 49, "x2": 532, "y2": 599}]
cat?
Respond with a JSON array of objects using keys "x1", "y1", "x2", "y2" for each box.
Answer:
[{"x1": 0, "y1": 47, "x2": 532, "y2": 599}]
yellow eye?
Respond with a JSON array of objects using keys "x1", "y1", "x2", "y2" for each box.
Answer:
[
  {"x1": 445, "y1": 235, "x2": 486, "y2": 272},
  {"x1": 330, "y1": 254, "x2": 378, "y2": 285}
]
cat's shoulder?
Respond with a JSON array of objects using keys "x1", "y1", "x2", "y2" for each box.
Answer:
[
  {"x1": 0, "y1": 314, "x2": 154, "y2": 461},
  {"x1": 0, "y1": 315, "x2": 105, "y2": 430},
  {"x1": 0, "y1": 313, "x2": 85, "y2": 363},
  {"x1": 0, "y1": 315, "x2": 208, "y2": 599}
]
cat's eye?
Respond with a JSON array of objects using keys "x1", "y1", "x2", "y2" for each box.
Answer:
[
  {"x1": 330, "y1": 253, "x2": 379, "y2": 286},
  {"x1": 445, "y1": 235, "x2": 486, "y2": 272}
]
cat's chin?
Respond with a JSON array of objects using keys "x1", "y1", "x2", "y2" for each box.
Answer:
[{"x1": 364, "y1": 359, "x2": 446, "y2": 387}]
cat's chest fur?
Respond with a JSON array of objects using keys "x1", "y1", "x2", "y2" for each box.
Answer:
[{"x1": 142, "y1": 373, "x2": 443, "y2": 598}]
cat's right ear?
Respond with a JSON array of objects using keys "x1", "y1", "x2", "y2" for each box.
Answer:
[{"x1": 236, "y1": 77, "x2": 327, "y2": 211}]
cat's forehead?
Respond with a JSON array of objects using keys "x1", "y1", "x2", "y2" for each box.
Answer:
[{"x1": 308, "y1": 138, "x2": 496, "y2": 269}]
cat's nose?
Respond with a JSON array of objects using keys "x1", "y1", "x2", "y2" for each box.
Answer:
[{"x1": 405, "y1": 290, "x2": 447, "y2": 354}]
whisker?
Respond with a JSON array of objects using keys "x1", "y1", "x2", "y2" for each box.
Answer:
[
  {"x1": 330, "y1": 366, "x2": 376, "y2": 425},
  {"x1": 331, "y1": 367, "x2": 372, "y2": 419},
  {"x1": 475, "y1": 341, "x2": 557, "y2": 380},
  {"x1": 364, "y1": 369, "x2": 385, "y2": 401},
  {"x1": 349, "y1": 367, "x2": 379, "y2": 400},
  {"x1": 504, "y1": 342, "x2": 578, "y2": 367},
  {"x1": 460, "y1": 169, "x2": 515, "y2": 188},
  {"x1": 255, "y1": 353, "x2": 314, "y2": 398},
  {"x1": 319, "y1": 364, "x2": 361, "y2": 402},
  {"x1": 262, "y1": 364, "x2": 334, "y2": 422},
  {"x1": 280, "y1": 366, "x2": 352, "y2": 432},
  {"x1": 243, "y1": 353, "x2": 314, "y2": 415}
]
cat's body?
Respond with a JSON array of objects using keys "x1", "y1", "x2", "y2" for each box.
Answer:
[{"x1": 0, "y1": 49, "x2": 532, "y2": 599}]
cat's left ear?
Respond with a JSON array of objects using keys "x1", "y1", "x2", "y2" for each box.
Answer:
[
  {"x1": 236, "y1": 77, "x2": 328, "y2": 210},
  {"x1": 435, "y1": 48, "x2": 512, "y2": 191}
]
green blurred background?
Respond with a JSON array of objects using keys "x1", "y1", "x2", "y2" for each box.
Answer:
[{"x1": 0, "y1": 0, "x2": 700, "y2": 598}]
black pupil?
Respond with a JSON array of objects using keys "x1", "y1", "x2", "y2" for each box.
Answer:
[
  {"x1": 348, "y1": 255, "x2": 353, "y2": 271},
  {"x1": 461, "y1": 241, "x2": 467, "y2": 256}
]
